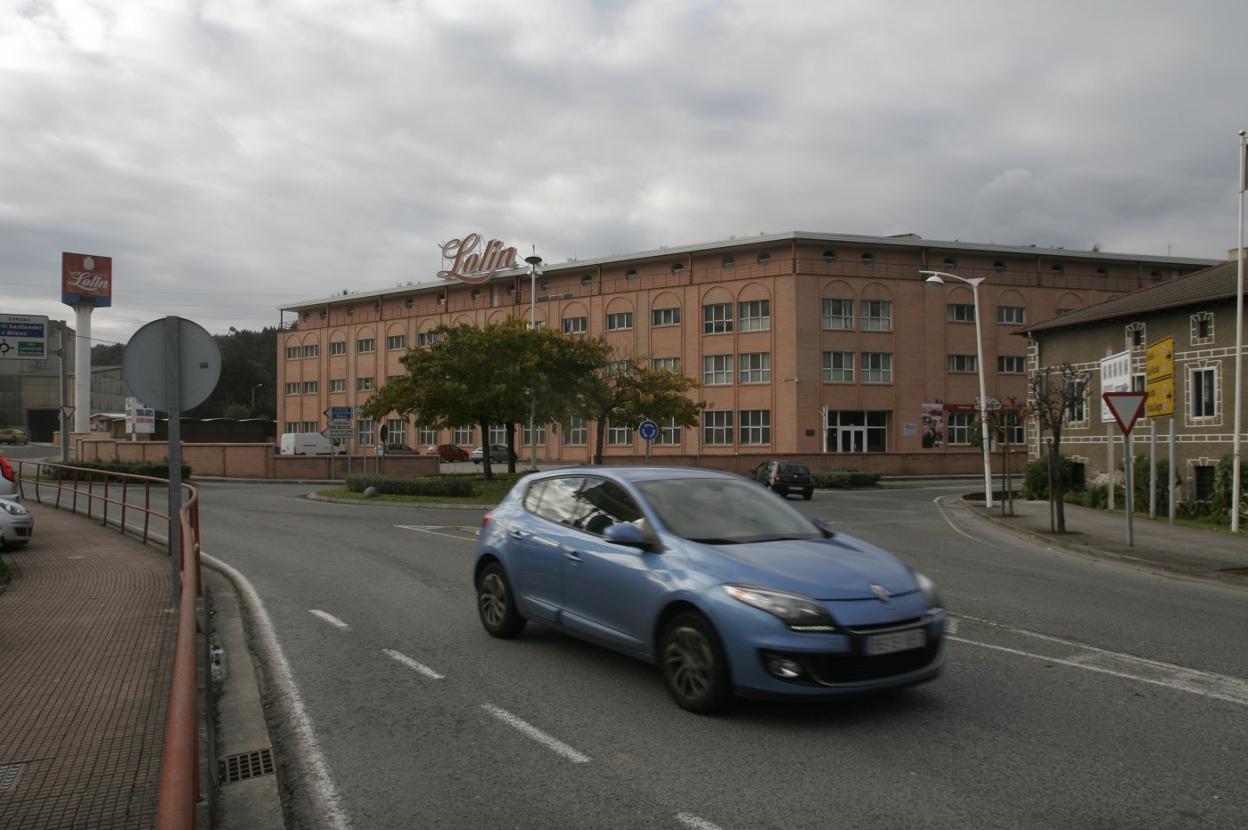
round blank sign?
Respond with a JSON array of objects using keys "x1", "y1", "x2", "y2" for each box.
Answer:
[{"x1": 122, "y1": 317, "x2": 222, "y2": 412}]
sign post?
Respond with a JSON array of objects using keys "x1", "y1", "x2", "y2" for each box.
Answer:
[
  {"x1": 323, "y1": 406, "x2": 353, "y2": 480},
  {"x1": 1104, "y1": 392, "x2": 1148, "y2": 546},
  {"x1": 1145, "y1": 336, "x2": 1175, "y2": 524},
  {"x1": 638, "y1": 419, "x2": 659, "y2": 464}
]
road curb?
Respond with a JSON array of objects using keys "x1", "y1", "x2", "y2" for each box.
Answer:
[{"x1": 304, "y1": 492, "x2": 495, "y2": 510}]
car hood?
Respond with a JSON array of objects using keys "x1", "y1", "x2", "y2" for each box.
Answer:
[{"x1": 690, "y1": 534, "x2": 917, "y2": 601}]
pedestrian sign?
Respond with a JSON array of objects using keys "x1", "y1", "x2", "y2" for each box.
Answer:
[{"x1": 1103, "y1": 392, "x2": 1147, "y2": 434}]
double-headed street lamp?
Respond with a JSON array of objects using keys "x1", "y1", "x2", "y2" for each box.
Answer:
[
  {"x1": 922, "y1": 270, "x2": 995, "y2": 509},
  {"x1": 524, "y1": 251, "x2": 543, "y2": 471}
]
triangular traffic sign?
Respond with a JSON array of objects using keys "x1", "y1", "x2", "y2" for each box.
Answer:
[
  {"x1": 60, "y1": 405, "x2": 76, "y2": 421},
  {"x1": 1103, "y1": 391, "x2": 1147, "y2": 434}
]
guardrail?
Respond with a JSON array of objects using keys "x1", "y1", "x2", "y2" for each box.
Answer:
[{"x1": 16, "y1": 461, "x2": 205, "y2": 829}]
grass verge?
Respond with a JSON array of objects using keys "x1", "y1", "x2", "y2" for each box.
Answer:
[{"x1": 321, "y1": 472, "x2": 527, "y2": 506}]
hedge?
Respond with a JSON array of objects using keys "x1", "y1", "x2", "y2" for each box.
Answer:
[
  {"x1": 47, "y1": 460, "x2": 193, "y2": 480},
  {"x1": 811, "y1": 469, "x2": 881, "y2": 489},
  {"x1": 346, "y1": 475, "x2": 476, "y2": 497},
  {"x1": 1022, "y1": 457, "x2": 1080, "y2": 500}
]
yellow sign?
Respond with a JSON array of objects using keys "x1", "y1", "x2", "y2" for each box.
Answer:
[
  {"x1": 1146, "y1": 376, "x2": 1174, "y2": 418},
  {"x1": 1146, "y1": 336, "x2": 1174, "y2": 382}
]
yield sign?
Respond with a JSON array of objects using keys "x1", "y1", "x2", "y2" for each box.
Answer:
[
  {"x1": 60, "y1": 405, "x2": 76, "y2": 421},
  {"x1": 1103, "y1": 392, "x2": 1147, "y2": 434}
]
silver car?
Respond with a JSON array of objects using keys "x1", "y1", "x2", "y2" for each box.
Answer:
[
  {"x1": 0, "y1": 498, "x2": 33, "y2": 548},
  {"x1": 471, "y1": 444, "x2": 516, "y2": 464}
]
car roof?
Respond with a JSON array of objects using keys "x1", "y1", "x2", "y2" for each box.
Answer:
[{"x1": 530, "y1": 465, "x2": 741, "y2": 484}]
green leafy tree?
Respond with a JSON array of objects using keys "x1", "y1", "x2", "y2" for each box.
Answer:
[{"x1": 583, "y1": 358, "x2": 706, "y2": 465}]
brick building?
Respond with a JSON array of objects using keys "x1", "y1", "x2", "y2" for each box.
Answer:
[{"x1": 276, "y1": 231, "x2": 1215, "y2": 475}]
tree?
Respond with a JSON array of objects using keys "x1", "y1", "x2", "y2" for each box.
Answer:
[
  {"x1": 582, "y1": 358, "x2": 706, "y2": 465},
  {"x1": 1030, "y1": 363, "x2": 1087, "y2": 532}
]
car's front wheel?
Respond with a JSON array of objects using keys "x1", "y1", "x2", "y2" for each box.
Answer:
[
  {"x1": 476, "y1": 561, "x2": 526, "y2": 638},
  {"x1": 659, "y1": 612, "x2": 731, "y2": 714}
]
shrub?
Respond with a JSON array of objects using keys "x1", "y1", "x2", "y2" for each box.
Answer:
[
  {"x1": 1022, "y1": 456, "x2": 1079, "y2": 500},
  {"x1": 811, "y1": 469, "x2": 881, "y2": 489},
  {"x1": 48, "y1": 460, "x2": 192, "y2": 480},
  {"x1": 1129, "y1": 455, "x2": 1177, "y2": 515},
  {"x1": 346, "y1": 475, "x2": 476, "y2": 497},
  {"x1": 1212, "y1": 455, "x2": 1248, "y2": 523}
]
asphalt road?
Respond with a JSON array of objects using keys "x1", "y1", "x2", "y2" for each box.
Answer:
[{"x1": 187, "y1": 479, "x2": 1248, "y2": 830}]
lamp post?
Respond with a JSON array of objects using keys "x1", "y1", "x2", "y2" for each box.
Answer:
[
  {"x1": 1233, "y1": 129, "x2": 1246, "y2": 532},
  {"x1": 250, "y1": 383, "x2": 264, "y2": 412},
  {"x1": 524, "y1": 251, "x2": 543, "y2": 471},
  {"x1": 922, "y1": 270, "x2": 995, "y2": 509}
]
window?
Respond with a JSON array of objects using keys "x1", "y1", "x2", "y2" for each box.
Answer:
[
  {"x1": 607, "y1": 360, "x2": 630, "y2": 377},
  {"x1": 357, "y1": 338, "x2": 375, "y2": 353},
  {"x1": 1191, "y1": 367, "x2": 1217, "y2": 418},
  {"x1": 302, "y1": 380, "x2": 318, "y2": 394},
  {"x1": 943, "y1": 257, "x2": 957, "y2": 270},
  {"x1": 489, "y1": 424, "x2": 507, "y2": 445},
  {"x1": 529, "y1": 319, "x2": 545, "y2": 330},
  {"x1": 822, "y1": 250, "x2": 838, "y2": 263},
  {"x1": 861, "y1": 352, "x2": 892, "y2": 383},
  {"x1": 284, "y1": 382, "x2": 300, "y2": 395},
  {"x1": 385, "y1": 419, "x2": 406, "y2": 447},
  {"x1": 998, "y1": 356, "x2": 1025, "y2": 374},
  {"x1": 739, "y1": 352, "x2": 771, "y2": 384},
  {"x1": 651, "y1": 307, "x2": 681, "y2": 327},
  {"x1": 329, "y1": 341, "x2": 347, "y2": 356},
  {"x1": 825, "y1": 410, "x2": 888, "y2": 453},
  {"x1": 703, "y1": 354, "x2": 734, "y2": 385},
  {"x1": 947, "y1": 412, "x2": 975, "y2": 445},
  {"x1": 563, "y1": 316, "x2": 587, "y2": 334},
  {"x1": 357, "y1": 418, "x2": 374, "y2": 446},
  {"x1": 575, "y1": 477, "x2": 644, "y2": 534},
  {"x1": 998, "y1": 411, "x2": 1025, "y2": 445},
  {"x1": 651, "y1": 357, "x2": 681, "y2": 373},
  {"x1": 387, "y1": 334, "x2": 406, "y2": 350},
  {"x1": 757, "y1": 252, "x2": 771, "y2": 265},
  {"x1": 1051, "y1": 263, "x2": 1064, "y2": 276},
  {"x1": 671, "y1": 262, "x2": 684, "y2": 276},
  {"x1": 521, "y1": 423, "x2": 546, "y2": 446},
  {"x1": 822, "y1": 351, "x2": 853, "y2": 383},
  {"x1": 739, "y1": 410, "x2": 771, "y2": 445},
  {"x1": 998, "y1": 306, "x2": 1025, "y2": 325},
  {"x1": 702, "y1": 411, "x2": 734, "y2": 445},
  {"x1": 418, "y1": 331, "x2": 441, "y2": 347},
  {"x1": 738, "y1": 300, "x2": 770, "y2": 331},
  {"x1": 1192, "y1": 312, "x2": 1214, "y2": 344},
  {"x1": 419, "y1": 426, "x2": 438, "y2": 446},
  {"x1": 721, "y1": 255, "x2": 735, "y2": 268},
  {"x1": 606, "y1": 420, "x2": 631, "y2": 446},
  {"x1": 301, "y1": 421, "x2": 317, "y2": 433},
  {"x1": 1195, "y1": 465, "x2": 1216, "y2": 501},
  {"x1": 861, "y1": 252, "x2": 875, "y2": 266},
  {"x1": 655, "y1": 416, "x2": 681, "y2": 445},
  {"x1": 1065, "y1": 379, "x2": 1087, "y2": 423},
  {"x1": 947, "y1": 303, "x2": 976, "y2": 323},
  {"x1": 284, "y1": 421, "x2": 298, "y2": 433},
  {"x1": 947, "y1": 354, "x2": 977, "y2": 373},
  {"x1": 822, "y1": 298, "x2": 853, "y2": 330},
  {"x1": 357, "y1": 377, "x2": 374, "y2": 392},
  {"x1": 564, "y1": 415, "x2": 587, "y2": 445},
  {"x1": 606, "y1": 311, "x2": 633, "y2": 331},
  {"x1": 703, "y1": 303, "x2": 733, "y2": 334},
  {"x1": 861, "y1": 300, "x2": 892, "y2": 331},
  {"x1": 302, "y1": 344, "x2": 319, "y2": 358},
  {"x1": 993, "y1": 260, "x2": 1006, "y2": 272},
  {"x1": 526, "y1": 477, "x2": 590, "y2": 527},
  {"x1": 625, "y1": 269, "x2": 638, "y2": 281},
  {"x1": 329, "y1": 378, "x2": 346, "y2": 392},
  {"x1": 454, "y1": 425, "x2": 474, "y2": 446},
  {"x1": 285, "y1": 345, "x2": 300, "y2": 359},
  {"x1": 387, "y1": 375, "x2": 403, "y2": 384},
  {"x1": 1127, "y1": 323, "x2": 1145, "y2": 348}
]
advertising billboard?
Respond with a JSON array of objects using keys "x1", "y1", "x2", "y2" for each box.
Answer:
[{"x1": 62, "y1": 252, "x2": 113, "y2": 307}]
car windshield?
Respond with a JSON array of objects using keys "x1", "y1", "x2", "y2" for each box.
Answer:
[
  {"x1": 778, "y1": 463, "x2": 809, "y2": 475},
  {"x1": 635, "y1": 478, "x2": 821, "y2": 545}
]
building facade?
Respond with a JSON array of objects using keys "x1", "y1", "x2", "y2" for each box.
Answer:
[
  {"x1": 1021, "y1": 256, "x2": 1247, "y2": 501},
  {"x1": 277, "y1": 232, "x2": 1215, "y2": 474}
]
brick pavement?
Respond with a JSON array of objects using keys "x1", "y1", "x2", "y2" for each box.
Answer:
[{"x1": 0, "y1": 503, "x2": 177, "y2": 830}]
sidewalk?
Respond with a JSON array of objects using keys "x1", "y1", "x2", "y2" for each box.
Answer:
[
  {"x1": 0, "y1": 503, "x2": 176, "y2": 830},
  {"x1": 964, "y1": 496, "x2": 1248, "y2": 586}
]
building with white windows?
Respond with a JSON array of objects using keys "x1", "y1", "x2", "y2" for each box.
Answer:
[{"x1": 276, "y1": 231, "x2": 1215, "y2": 475}]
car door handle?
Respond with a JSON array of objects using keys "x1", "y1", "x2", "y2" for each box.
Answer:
[
  {"x1": 563, "y1": 548, "x2": 582, "y2": 562},
  {"x1": 508, "y1": 529, "x2": 531, "y2": 540}
]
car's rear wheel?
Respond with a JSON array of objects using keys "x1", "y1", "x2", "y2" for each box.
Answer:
[
  {"x1": 802, "y1": 489, "x2": 813, "y2": 500},
  {"x1": 659, "y1": 612, "x2": 731, "y2": 714},
  {"x1": 477, "y1": 562, "x2": 526, "y2": 638}
]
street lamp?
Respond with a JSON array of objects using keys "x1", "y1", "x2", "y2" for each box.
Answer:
[
  {"x1": 524, "y1": 251, "x2": 543, "y2": 471},
  {"x1": 250, "y1": 383, "x2": 264, "y2": 411},
  {"x1": 922, "y1": 270, "x2": 995, "y2": 509}
]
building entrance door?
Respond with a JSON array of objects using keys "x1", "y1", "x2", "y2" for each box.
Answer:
[{"x1": 838, "y1": 427, "x2": 866, "y2": 453}]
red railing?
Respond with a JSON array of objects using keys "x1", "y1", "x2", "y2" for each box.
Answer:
[{"x1": 16, "y1": 462, "x2": 204, "y2": 829}]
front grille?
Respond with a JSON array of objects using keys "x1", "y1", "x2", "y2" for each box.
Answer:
[
  {"x1": 844, "y1": 617, "x2": 923, "y2": 634},
  {"x1": 804, "y1": 642, "x2": 941, "y2": 685}
]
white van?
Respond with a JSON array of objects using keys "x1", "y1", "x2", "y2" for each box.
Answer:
[{"x1": 279, "y1": 432, "x2": 340, "y2": 456}]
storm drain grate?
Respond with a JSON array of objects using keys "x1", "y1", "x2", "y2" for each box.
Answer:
[
  {"x1": 0, "y1": 763, "x2": 26, "y2": 792},
  {"x1": 218, "y1": 748, "x2": 275, "y2": 784}
]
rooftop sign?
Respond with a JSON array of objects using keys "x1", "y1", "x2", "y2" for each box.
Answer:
[{"x1": 438, "y1": 234, "x2": 518, "y2": 285}]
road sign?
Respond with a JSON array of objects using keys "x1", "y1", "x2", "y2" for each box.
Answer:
[
  {"x1": 1145, "y1": 336, "x2": 1175, "y2": 417},
  {"x1": 122, "y1": 317, "x2": 221, "y2": 411},
  {"x1": 0, "y1": 314, "x2": 49, "y2": 360},
  {"x1": 61, "y1": 405, "x2": 76, "y2": 421},
  {"x1": 1099, "y1": 350, "x2": 1132, "y2": 423},
  {"x1": 323, "y1": 422, "x2": 353, "y2": 440},
  {"x1": 1103, "y1": 392, "x2": 1148, "y2": 434},
  {"x1": 975, "y1": 397, "x2": 1001, "y2": 411},
  {"x1": 324, "y1": 405, "x2": 353, "y2": 421},
  {"x1": 637, "y1": 419, "x2": 660, "y2": 441}
]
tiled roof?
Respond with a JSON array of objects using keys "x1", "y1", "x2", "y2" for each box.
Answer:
[{"x1": 1020, "y1": 258, "x2": 1247, "y2": 335}]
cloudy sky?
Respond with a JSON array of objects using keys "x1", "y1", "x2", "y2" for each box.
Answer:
[{"x1": 3, "y1": 0, "x2": 1246, "y2": 347}]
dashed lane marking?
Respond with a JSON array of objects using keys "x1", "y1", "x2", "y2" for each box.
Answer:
[
  {"x1": 676, "y1": 812, "x2": 724, "y2": 830},
  {"x1": 480, "y1": 704, "x2": 590, "y2": 764},
  {"x1": 382, "y1": 648, "x2": 444, "y2": 680},
  {"x1": 308, "y1": 609, "x2": 350, "y2": 629}
]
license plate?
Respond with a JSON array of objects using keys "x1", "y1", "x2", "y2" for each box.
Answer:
[{"x1": 864, "y1": 628, "x2": 926, "y2": 656}]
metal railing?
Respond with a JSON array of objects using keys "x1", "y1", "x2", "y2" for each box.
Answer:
[{"x1": 16, "y1": 461, "x2": 204, "y2": 829}]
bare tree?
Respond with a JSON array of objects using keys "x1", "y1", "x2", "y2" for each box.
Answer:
[{"x1": 1030, "y1": 363, "x2": 1087, "y2": 533}]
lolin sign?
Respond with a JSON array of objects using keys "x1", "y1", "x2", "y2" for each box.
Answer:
[
  {"x1": 437, "y1": 234, "x2": 518, "y2": 284},
  {"x1": 62, "y1": 252, "x2": 113, "y2": 307}
]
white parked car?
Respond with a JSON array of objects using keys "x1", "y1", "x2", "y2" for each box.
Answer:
[{"x1": 0, "y1": 498, "x2": 33, "y2": 548}]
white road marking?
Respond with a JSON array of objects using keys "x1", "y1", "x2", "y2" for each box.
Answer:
[
  {"x1": 931, "y1": 496, "x2": 988, "y2": 543},
  {"x1": 395, "y1": 524, "x2": 478, "y2": 542},
  {"x1": 382, "y1": 648, "x2": 444, "y2": 680},
  {"x1": 203, "y1": 553, "x2": 351, "y2": 830},
  {"x1": 309, "y1": 609, "x2": 350, "y2": 629},
  {"x1": 676, "y1": 812, "x2": 724, "y2": 830},
  {"x1": 480, "y1": 703, "x2": 591, "y2": 764}
]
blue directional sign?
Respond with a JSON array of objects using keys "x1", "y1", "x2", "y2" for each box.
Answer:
[
  {"x1": 637, "y1": 419, "x2": 659, "y2": 441},
  {"x1": 0, "y1": 314, "x2": 48, "y2": 360},
  {"x1": 324, "y1": 405, "x2": 353, "y2": 421}
]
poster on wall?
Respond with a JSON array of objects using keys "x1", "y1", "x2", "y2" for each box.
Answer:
[{"x1": 921, "y1": 402, "x2": 945, "y2": 448}]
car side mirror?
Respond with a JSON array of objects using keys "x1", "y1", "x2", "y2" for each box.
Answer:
[{"x1": 604, "y1": 522, "x2": 655, "y2": 551}]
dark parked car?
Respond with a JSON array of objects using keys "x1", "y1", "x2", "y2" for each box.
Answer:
[
  {"x1": 750, "y1": 460, "x2": 815, "y2": 500},
  {"x1": 423, "y1": 444, "x2": 470, "y2": 462}
]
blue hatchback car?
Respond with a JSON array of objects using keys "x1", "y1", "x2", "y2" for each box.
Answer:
[{"x1": 475, "y1": 467, "x2": 945, "y2": 713}]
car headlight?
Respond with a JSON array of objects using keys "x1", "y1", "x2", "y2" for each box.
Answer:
[
  {"x1": 915, "y1": 572, "x2": 942, "y2": 609},
  {"x1": 723, "y1": 584, "x2": 838, "y2": 632},
  {"x1": 0, "y1": 500, "x2": 28, "y2": 516}
]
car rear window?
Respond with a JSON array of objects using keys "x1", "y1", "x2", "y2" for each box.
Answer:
[{"x1": 778, "y1": 464, "x2": 810, "y2": 475}]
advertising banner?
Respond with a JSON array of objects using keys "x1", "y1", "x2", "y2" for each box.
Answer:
[
  {"x1": 921, "y1": 402, "x2": 944, "y2": 448},
  {"x1": 62, "y1": 252, "x2": 113, "y2": 307}
]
